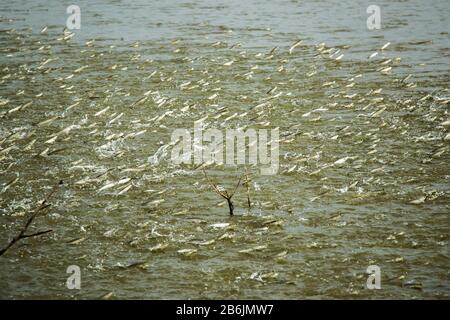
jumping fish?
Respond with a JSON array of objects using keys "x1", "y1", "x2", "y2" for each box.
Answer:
[{"x1": 289, "y1": 40, "x2": 302, "y2": 54}]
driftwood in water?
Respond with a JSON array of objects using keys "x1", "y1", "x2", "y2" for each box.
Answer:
[
  {"x1": 244, "y1": 167, "x2": 251, "y2": 209},
  {"x1": 0, "y1": 180, "x2": 63, "y2": 257},
  {"x1": 202, "y1": 169, "x2": 241, "y2": 216}
]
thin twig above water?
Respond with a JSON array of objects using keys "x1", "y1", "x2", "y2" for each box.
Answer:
[
  {"x1": 202, "y1": 169, "x2": 242, "y2": 216},
  {"x1": 0, "y1": 180, "x2": 63, "y2": 257}
]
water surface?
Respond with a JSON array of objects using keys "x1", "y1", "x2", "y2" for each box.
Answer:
[{"x1": 0, "y1": 0, "x2": 449, "y2": 299}]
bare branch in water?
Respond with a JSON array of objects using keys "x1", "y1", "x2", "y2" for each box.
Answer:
[
  {"x1": 244, "y1": 167, "x2": 251, "y2": 208},
  {"x1": 202, "y1": 169, "x2": 242, "y2": 216},
  {"x1": 21, "y1": 229, "x2": 53, "y2": 239},
  {"x1": 202, "y1": 169, "x2": 228, "y2": 199},
  {"x1": 230, "y1": 176, "x2": 242, "y2": 198},
  {"x1": 0, "y1": 180, "x2": 63, "y2": 257}
]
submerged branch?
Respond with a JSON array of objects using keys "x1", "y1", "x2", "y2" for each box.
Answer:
[
  {"x1": 202, "y1": 169, "x2": 242, "y2": 216},
  {"x1": 244, "y1": 167, "x2": 251, "y2": 209},
  {"x1": 0, "y1": 180, "x2": 63, "y2": 257}
]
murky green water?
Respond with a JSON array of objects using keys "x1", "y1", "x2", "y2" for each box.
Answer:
[{"x1": 0, "y1": 0, "x2": 449, "y2": 299}]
